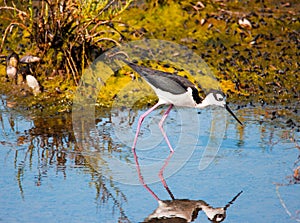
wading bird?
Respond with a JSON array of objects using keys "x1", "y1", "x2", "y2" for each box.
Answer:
[
  {"x1": 6, "y1": 51, "x2": 19, "y2": 84},
  {"x1": 144, "y1": 191, "x2": 243, "y2": 223},
  {"x1": 123, "y1": 60, "x2": 243, "y2": 152}
]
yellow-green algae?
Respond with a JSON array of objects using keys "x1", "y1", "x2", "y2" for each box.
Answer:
[
  {"x1": 119, "y1": 1, "x2": 300, "y2": 104},
  {"x1": 1, "y1": 0, "x2": 300, "y2": 115}
]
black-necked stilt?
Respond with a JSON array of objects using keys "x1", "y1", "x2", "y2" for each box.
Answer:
[
  {"x1": 5, "y1": 51, "x2": 41, "y2": 94},
  {"x1": 144, "y1": 191, "x2": 243, "y2": 223},
  {"x1": 123, "y1": 60, "x2": 243, "y2": 152},
  {"x1": 133, "y1": 139, "x2": 243, "y2": 223},
  {"x1": 26, "y1": 75, "x2": 41, "y2": 95},
  {"x1": 6, "y1": 51, "x2": 19, "y2": 84}
]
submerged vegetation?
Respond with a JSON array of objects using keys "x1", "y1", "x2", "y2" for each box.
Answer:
[{"x1": 0, "y1": 0, "x2": 299, "y2": 113}]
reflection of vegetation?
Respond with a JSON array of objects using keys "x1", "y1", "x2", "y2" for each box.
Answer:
[
  {"x1": 1, "y1": 107, "x2": 130, "y2": 221},
  {"x1": 93, "y1": 174, "x2": 130, "y2": 222},
  {"x1": 273, "y1": 130, "x2": 300, "y2": 220},
  {"x1": 258, "y1": 108, "x2": 300, "y2": 221}
]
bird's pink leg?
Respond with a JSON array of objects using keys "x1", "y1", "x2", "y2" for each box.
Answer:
[
  {"x1": 133, "y1": 147, "x2": 160, "y2": 200},
  {"x1": 132, "y1": 102, "x2": 161, "y2": 150},
  {"x1": 159, "y1": 152, "x2": 175, "y2": 200},
  {"x1": 158, "y1": 104, "x2": 174, "y2": 153}
]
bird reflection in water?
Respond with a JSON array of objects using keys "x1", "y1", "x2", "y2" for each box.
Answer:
[{"x1": 133, "y1": 150, "x2": 243, "y2": 223}]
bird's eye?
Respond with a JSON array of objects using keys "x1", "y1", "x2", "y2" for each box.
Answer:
[
  {"x1": 214, "y1": 214, "x2": 225, "y2": 222},
  {"x1": 215, "y1": 93, "x2": 224, "y2": 101}
]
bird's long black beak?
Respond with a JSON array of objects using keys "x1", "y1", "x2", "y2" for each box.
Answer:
[{"x1": 225, "y1": 104, "x2": 243, "y2": 126}]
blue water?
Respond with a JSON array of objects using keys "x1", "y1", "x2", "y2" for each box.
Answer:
[{"x1": 0, "y1": 101, "x2": 299, "y2": 222}]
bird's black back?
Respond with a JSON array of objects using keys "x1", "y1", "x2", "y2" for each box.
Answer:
[
  {"x1": 123, "y1": 60, "x2": 202, "y2": 104},
  {"x1": 6, "y1": 51, "x2": 19, "y2": 65}
]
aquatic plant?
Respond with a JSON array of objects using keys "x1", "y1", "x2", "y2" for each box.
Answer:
[
  {"x1": 0, "y1": 0, "x2": 132, "y2": 85},
  {"x1": 1, "y1": 0, "x2": 299, "y2": 111}
]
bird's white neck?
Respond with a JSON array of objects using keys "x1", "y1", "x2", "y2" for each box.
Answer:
[
  {"x1": 195, "y1": 99, "x2": 210, "y2": 109},
  {"x1": 195, "y1": 91, "x2": 226, "y2": 109}
]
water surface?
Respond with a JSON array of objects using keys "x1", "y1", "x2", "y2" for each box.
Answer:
[{"x1": 0, "y1": 99, "x2": 299, "y2": 222}]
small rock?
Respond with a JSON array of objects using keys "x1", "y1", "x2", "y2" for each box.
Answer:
[
  {"x1": 238, "y1": 18, "x2": 252, "y2": 29},
  {"x1": 193, "y1": 1, "x2": 205, "y2": 11},
  {"x1": 200, "y1": 18, "x2": 206, "y2": 26}
]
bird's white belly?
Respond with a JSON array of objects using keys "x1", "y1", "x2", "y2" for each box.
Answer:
[
  {"x1": 154, "y1": 87, "x2": 196, "y2": 107},
  {"x1": 6, "y1": 66, "x2": 17, "y2": 78}
]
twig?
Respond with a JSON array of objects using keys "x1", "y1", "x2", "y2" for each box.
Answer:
[
  {"x1": 112, "y1": 0, "x2": 133, "y2": 17},
  {"x1": 0, "y1": 6, "x2": 27, "y2": 16},
  {"x1": 64, "y1": 48, "x2": 79, "y2": 86},
  {"x1": 0, "y1": 22, "x2": 27, "y2": 52},
  {"x1": 95, "y1": 37, "x2": 121, "y2": 46},
  {"x1": 83, "y1": 0, "x2": 116, "y2": 30},
  {"x1": 276, "y1": 185, "x2": 300, "y2": 222}
]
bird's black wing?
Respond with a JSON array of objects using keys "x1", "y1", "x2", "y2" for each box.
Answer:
[{"x1": 123, "y1": 60, "x2": 196, "y2": 95}]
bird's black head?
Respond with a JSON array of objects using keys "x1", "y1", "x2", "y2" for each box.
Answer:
[
  {"x1": 199, "y1": 89, "x2": 243, "y2": 125},
  {"x1": 208, "y1": 211, "x2": 226, "y2": 223}
]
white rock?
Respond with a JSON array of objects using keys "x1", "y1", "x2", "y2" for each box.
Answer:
[{"x1": 238, "y1": 18, "x2": 252, "y2": 29}]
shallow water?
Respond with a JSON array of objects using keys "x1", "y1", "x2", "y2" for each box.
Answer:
[{"x1": 0, "y1": 98, "x2": 299, "y2": 223}]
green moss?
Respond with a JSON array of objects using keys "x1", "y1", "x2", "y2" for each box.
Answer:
[
  {"x1": 119, "y1": 0, "x2": 300, "y2": 105},
  {"x1": 1, "y1": 0, "x2": 299, "y2": 114}
]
